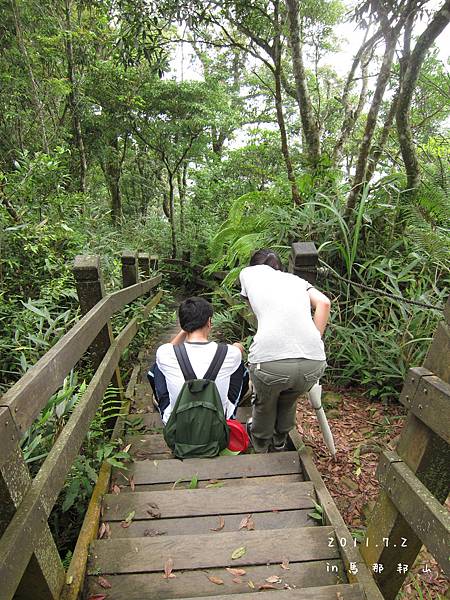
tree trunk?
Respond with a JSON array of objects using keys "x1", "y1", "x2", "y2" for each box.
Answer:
[
  {"x1": 285, "y1": 0, "x2": 321, "y2": 169},
  {"x1": 64, "y1": 0, "x2": 87, "y2": 193},
  {"x1": 10, "y1": 0, "x2": 49, "y2": 153},
  {"x1": 177, "y1": 162, "x2": 187, "y2": 234},
  {"x1": 168, "y1": 174, "x2": 177, "y2": 258},
  {"x1": 396, "y1": 0, "x2": 450, "y2": 194},
  {"x1": 274, "y1": 56, "x2": 301, "y2": 205},
  {"x1": 333, "y1": 46, "x2": 371, "y2": 162},
  {"x1": 365, "y1": 92, "x2": 399, "y2": 184},
  {"x1": 345, "y1": 37, "x2": 397, "y2": 222},
  {"x1": 103, "y1": 137, "x2": 122, "y2": 225}
]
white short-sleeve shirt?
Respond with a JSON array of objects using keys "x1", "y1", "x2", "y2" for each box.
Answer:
[
  {"x1": 239, "y1": 264, "x2": 326, "y2": 363},
  {"x1": 156, "y1": 341, "x2": 242, "y2": 424}
]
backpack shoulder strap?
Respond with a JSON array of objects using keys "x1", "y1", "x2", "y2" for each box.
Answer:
[
  {"x1": 174, "y1": 343, "x2": 197, "y2": 381},
  {"x1": 204, "y1": 343, "x2": 228, "y2": 381}
]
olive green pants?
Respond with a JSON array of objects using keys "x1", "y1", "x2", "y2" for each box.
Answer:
[{"x1": 249, "y1": 358, "x2": 327, "y2": 453}]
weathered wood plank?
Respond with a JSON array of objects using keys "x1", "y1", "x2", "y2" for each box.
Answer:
[
  {"x1": 289, "y1": 429, "x2": 384, "y2": 600},
  {"x1": 86, "y1": 560, "x2": 344, "y2": 599},
  {"x1": 103, "y1": 481, "x2": 315, "y2": 521},
  {"x1": 399, "y1": 368, "x2": 450, "y2": 443},
  {"x1": 409, "y1": 375, "x2": 450, "y2": 443},
  {"x1": 0, "y1": 300, "x2": 161, "y2": 599},
  {"x1": 377, "y1": 450, "x2": 450, "y2": 576},
  {"x1": 106, "y1": 507, "x2": 316, "y2": 537},
  {"x1": 127, "y1": 433, "x2": 169, "y2": 457},
  {"x1": 130, "y1": 473, "x2": 303, "y2": 491},
  {"x1": 88, "y1": 526, "x2": 338, "y2": 574},
  {"x1": 1, "y1": 275, "x2": 161, "y2": 432},
  {"x1": 0, "y1": 408, "x2": 65, "y2": 600},
  {"x1": 166, "y1": 585, "x2": 364, "y2": 600},
  {"x1": 123, "y1": 452, "x2": 301, "y2": 485},
  {"x1": 423, "y1": 321, "x2": 450, "y2": 382}
]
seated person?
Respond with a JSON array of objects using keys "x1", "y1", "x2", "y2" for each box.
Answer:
[{"x1": 148, "y1": 297, "x2": 248, "y2": 424}]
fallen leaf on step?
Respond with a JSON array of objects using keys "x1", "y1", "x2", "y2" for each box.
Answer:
[
  {"x1": 247, "y1": 580, "x2": 255, "y2": 589},
  {"x1": 130, "y1": 476, "x2": 135, "y2": 492},
  {"x1": 231, "y1": 546, "x2": 246, "y2": 560},
  {"x1": 120, "y1": 510, "x2": 135, "y2": 528},
  {"x1": 238, "y1": 514, "x2": 254, "y2": 530},
  {"x1": 143, "y1": 528, "x2": 166, "y2": 537},
  {"x1": 226, "y1": 567, "x2": 246, "y2": 576},
  {"x1": 280, "y1": 558, "x2": 290, "y2": 570},
  {"x1": 210, "y1": 516, "x2": 225, "y2": 531},
  {"x1": 112, "y1": 484, "x2": 121, "y2": 495},
  {"x1": 208, "y1": 576, "x2": 224, "y2": 585},
  {"x1": 98, "y1": 522, "x2": 107, "y2": 539},
  {"x1": 147, "y1": 502, "x2": 161, "y2": 519},
  {"x1": 163, "y1": 557, "x2": 176, "y2": 579},
  {"x1": 259, "y1": 583, "x2": 278, "y2": 590},
  {"x1": 265, "y1": 575, "x2": 281, "y2": 583},
  {"x1": 88, "y1": 595, "x2": 107, "y2": 600},
  {"x1": 232, "y1": 577, "x2": 242, "y2": 583},
  {"x1": 98, "y1": 576, "x2": 112, "y2": 589}
]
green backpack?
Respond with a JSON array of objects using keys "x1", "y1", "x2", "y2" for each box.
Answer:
[{"x1": 163, "y1": 343, "x2": 230, "y2": 459}]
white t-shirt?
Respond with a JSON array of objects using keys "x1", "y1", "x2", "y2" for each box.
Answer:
[
  {"x1": 156, "y1": 341, "x2": 242, "y2": 424},
  {"x1": 239, "y1": 264, "x2": 326, "y2": 363}
]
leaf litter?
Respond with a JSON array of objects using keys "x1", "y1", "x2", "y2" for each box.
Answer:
[
  {"x1": 207, "y1": 575, "x2": 224, "y2": 585},
  {"x1": 120, "y1": 510, "x2": 135, "y2": 528},
  {"x1": 231, "y1": 546, "x2": 246, "y2": 560},
  {"x1": 210, "y1": 516, "x2": 225, "y2": 531},
  {"x1": 147, "y1": 502, "x2": 161, "y2": 518},
  {"x1": 163, "y1": 557, "x2": 176, "y2": 579},
  {"x1": 226, "y1": 567, "x2": 246, "y2": 576},
  {"x1": 97, "y1": 576, "x2": 112, "y2": 589},
  {"x1": 238, "y1": 514, "x2": 255, "y2": 530}
]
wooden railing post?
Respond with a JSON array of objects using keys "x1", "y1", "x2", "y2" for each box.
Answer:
[
  {"x1": 138, "y1": 252, "x2": 150, "y2": 279},
  {"x1": 360, "y1": 296, "x2": 450, "y2": 598},
  {"x1": 288, "y1": 242, "x2": 318, "y2": 285},
  {"x1": 73, "y1": 256, "x2": 123, "y2": 423},
  {"x1": 121, "y1": 250, "x2": 138, "y2": 287},
  {"x1": 150, "y1": 255, "x2": 159, "y2": 271},
  {"x1": 0, "y1": 406, "x2": 64, "y2": 600}
]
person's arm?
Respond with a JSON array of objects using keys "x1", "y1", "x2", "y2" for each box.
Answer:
[
  {"x1": 170, "y1": 329, "x2": 187, "y2": 345},
  {"x1": 308, "y1": 287, "x2": 331, "y2": 337}
]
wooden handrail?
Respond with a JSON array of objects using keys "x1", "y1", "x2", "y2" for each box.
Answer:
[
  {"x1": 0, "y1": 274, "x2": 161, "y2": 433},
  {"x1": 0, "y1": 289, "x2": 163, "y2": 598},
  {"x1": 377, "y1": 450, "x2": 450, "y2": 576}
]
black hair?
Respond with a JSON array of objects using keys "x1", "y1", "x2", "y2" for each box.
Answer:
[
  {"x1": 249, "y1": 249, "x2": 283, "y2": 271},
  {"x1": 179, "y1": 297, "x2": 213, "y2": 332}
]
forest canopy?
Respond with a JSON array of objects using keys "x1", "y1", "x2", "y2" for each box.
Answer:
[{"x1": 1, "y1": 0, "x2": 449, "y2": 399}]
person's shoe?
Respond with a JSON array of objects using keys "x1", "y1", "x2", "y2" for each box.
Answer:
[
  {"x1": 272, "y1": 442, "x2": 287, "y2": 452},
  {"x1": 272, "y1": 434, "x2": 288, "y2": 452}
]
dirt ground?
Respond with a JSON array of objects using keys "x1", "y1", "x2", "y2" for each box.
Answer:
[{"x1": 295, "y1": 387, "x2": 449, "y2": 600}]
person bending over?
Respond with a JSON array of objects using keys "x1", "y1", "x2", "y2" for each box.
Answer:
[
  {"x1": 148, "y1": 297, "x2": 248, "y2": 424},
  {"x1": 240, "y1": 249, "x2": 331, "y2": 453}
]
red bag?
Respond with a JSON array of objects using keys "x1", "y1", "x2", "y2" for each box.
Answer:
[{"x1": 226, "y1": 419, "x2": 249, "y2": 453}]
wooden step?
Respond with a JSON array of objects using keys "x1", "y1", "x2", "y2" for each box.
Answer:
[
  {"x1": 102, "y1": 481, "x2": 315, "y2": 521},
  {"x1": 177, "y1": 584, "x2": 365, "y2": 600},
  {"x1": 127, "y1": 433, "x2": 171, "y2": 459},
  {"x1": 107, "y1": 507, "x2": 316, "y2": 538},
  {"x1": 120, "y1": 451, "x2": 302, "y2": 486},
  {"x1": 126, "y1": 473, "x2": 303, "y2": 492},
  {"x1": 88, "y1": 526, "x2": 339, "y2": 575},
  {"x1": 86, "y1": 559, "x2": 345, "y2": 599}
]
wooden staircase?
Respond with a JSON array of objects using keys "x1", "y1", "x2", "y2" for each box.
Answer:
[{"x1": 85, "y1": 353, "x2": 381, "y2": 600}]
